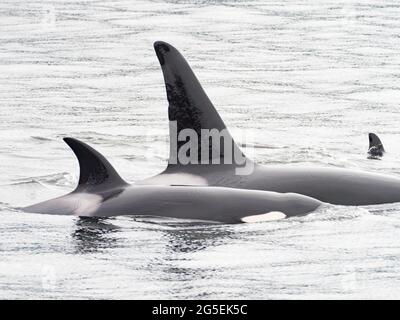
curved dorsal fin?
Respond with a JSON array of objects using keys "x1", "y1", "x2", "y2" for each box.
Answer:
[
  {"x1": 368, "y1": 133, "x2": 385, "y2": 158},
  {"x1": 63, "y1": 138, "x2": 127, "y2": 192},
  {"x1": 369, "y1": 133, "x2": 384, "y2": 151},
  {"x1": 153, "y1": 41, "x2": 246, "y2": 167}
]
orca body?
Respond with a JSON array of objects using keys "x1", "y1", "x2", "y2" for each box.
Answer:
[
  {"x1": 141, "y1": 41, "x2": 400, "y2": 206},
  {"x1": 23, "y1": 138, "x2": 321, "y2": 223},
  {"x1": 368, "y1": 133, "x2": 385, "y2": 159},
  {"x1": 143, "y1": 163, "x2": 400, "y2": 205}
]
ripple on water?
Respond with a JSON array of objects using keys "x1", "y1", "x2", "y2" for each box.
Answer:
[{"x1": 1, "y1": 0, "x2": 400, "y2": 299}]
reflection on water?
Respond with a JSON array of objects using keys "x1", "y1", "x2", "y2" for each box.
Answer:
[
  {"x1": 131, "y1": 217, "x2": 234, "y2": 253},
  {"x1": 72, "y1": 217, "x2": 121, "y2": 254},
  {"x1": 163, "y1": 223, "x2": 233, "y2": 253},
  {"x1": 144, "y1": 222, "x2": 235, "y2": 291},
  {"x1": 1, "y1": 0, "x2": 400, "y2": 299}
]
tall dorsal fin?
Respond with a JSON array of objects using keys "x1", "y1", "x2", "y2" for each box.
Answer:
[
  {"x1": 63, "y1": 138, "x2": 127, "y2": 192},
  {"x1": 153, "y1": 41, "x2": 247, "y2": 167},
  {"x1": 368, "y1": 133, "x2": 385, "y2": 157}
]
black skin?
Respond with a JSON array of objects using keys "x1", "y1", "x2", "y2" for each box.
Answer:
[{"x1": 368, "y1": 133, "x2": 385, "y2": 159}]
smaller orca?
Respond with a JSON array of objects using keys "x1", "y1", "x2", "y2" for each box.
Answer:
[
  {"x1": 368, "y1": 133, "x2": 385, "y2": 159},
  {"x1": 23, "y1": 138, "x2": 321, "y2": 223}
]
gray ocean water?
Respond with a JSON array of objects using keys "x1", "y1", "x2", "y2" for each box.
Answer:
[{"x1": 1, "y1": 0, "x2": 400, "y2": 299}]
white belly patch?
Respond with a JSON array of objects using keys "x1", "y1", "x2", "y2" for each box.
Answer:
[{"x1": 241, "y1": 211, "x2": 287, "y2": 223}]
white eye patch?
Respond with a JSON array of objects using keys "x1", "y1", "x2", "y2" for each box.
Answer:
[{"x1": 241, "y1": 211, "x2": 286, "y2": 223}]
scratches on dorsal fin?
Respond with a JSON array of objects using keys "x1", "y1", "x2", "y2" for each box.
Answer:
[
  {"x1": 63, "y1": 137, "x2": 127, "y2": 192},
  {"x1": 153, "y1": 41, "x2": 247, "y2": 167},
  {"x1": 368, "y1": 133, "x2": 385, "y2": 158}
]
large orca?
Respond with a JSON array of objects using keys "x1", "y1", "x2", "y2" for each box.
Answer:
[
  {"x1": 368, "y1": 133, "x2": 385, "y2": 159},
  {"x1": 141, "y1": 41, "x2": 400, "y2": 206},
  {"x1": 23, "y1": 138, "x2": 321, "y2": 223}
]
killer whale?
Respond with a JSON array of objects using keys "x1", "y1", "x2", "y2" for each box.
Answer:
[
  {"x1": 140, "y1": 41, "x2": 400, "y2": 206},
  {"x1": 368, "y1": 132, "x2": 385, "y2": 159},
  {"x1": 23, "y1": 138, "x2": 321, "y2": 223}
]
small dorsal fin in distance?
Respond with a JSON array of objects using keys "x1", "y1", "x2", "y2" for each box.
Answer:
[
  {"x1": 63, "y1": 138, "x2": 127, "y2": 192},
  {"x1": 368, "y1": 133, "x2": 385, "y2": 158},
  {"x1": 153, "y1": 41, "x2": 248, "y2": 167}
]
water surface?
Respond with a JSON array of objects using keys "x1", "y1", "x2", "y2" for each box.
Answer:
[{"x1": 1, "y1": 0, "x2": 400, "y2": 299}]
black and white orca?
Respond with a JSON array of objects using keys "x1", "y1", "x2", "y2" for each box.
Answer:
[
  {"x1": 141, "y1": 41, "x2": 400, "y2": 206},
  {"x1": 23, "y1": 138, "x2": 321, "y2": 223}
]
